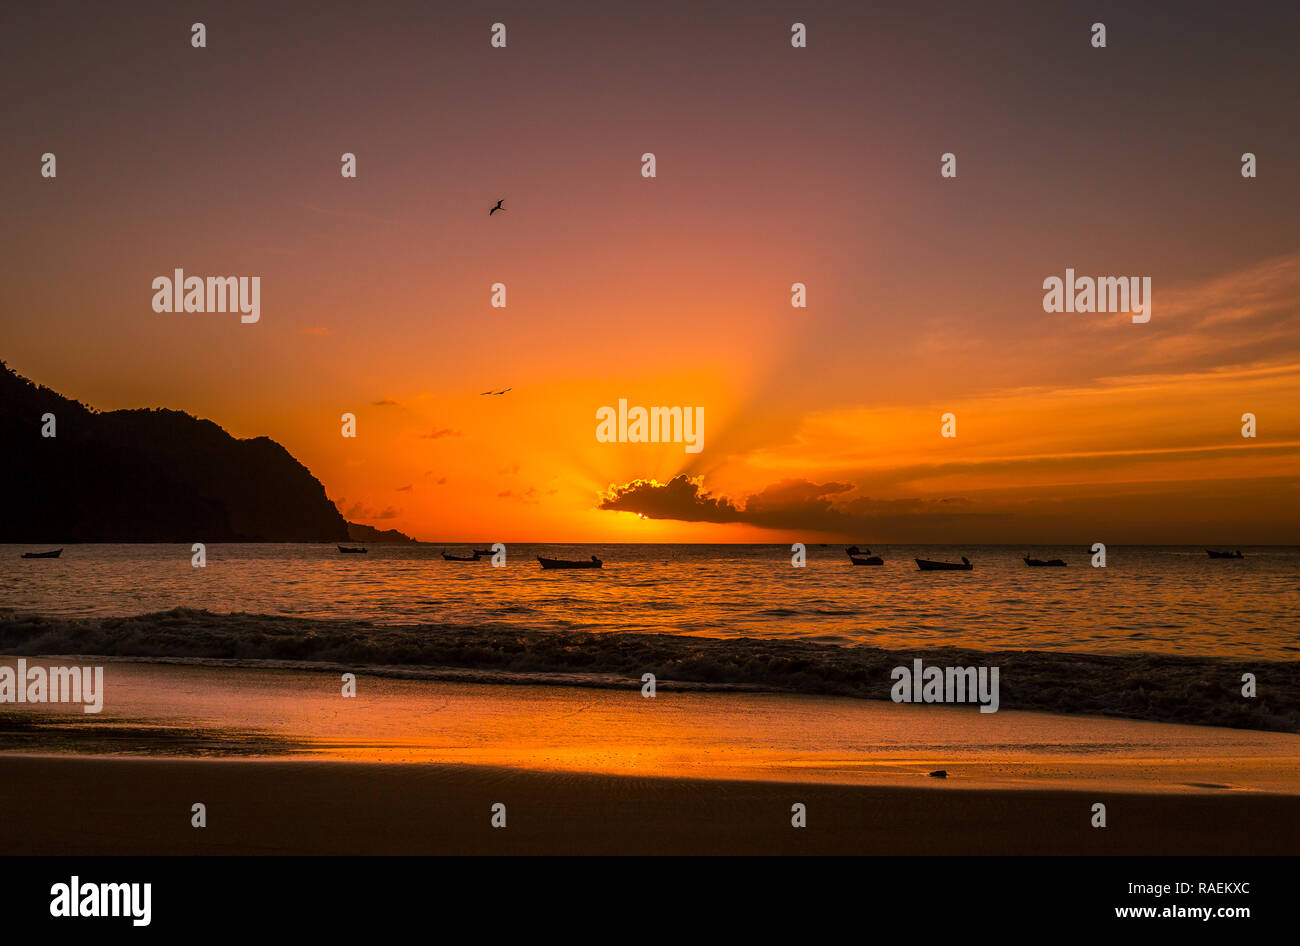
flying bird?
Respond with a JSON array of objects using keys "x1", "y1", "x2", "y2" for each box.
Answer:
[
  {"x1": 489, "y1": 199, "x2": 504, "y2": 215},
  {"x1": 479, "y1": 388, "x2": 512, "y2": 395}
]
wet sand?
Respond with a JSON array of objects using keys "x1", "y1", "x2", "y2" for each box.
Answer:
[
  {"x1": 4, "y1": 659, "x2": 1300, "y2": 791},
  {"x1": 2, "y1": 754, "x2": 1297, "y2": 855},
  {"x1": 3, "y1": 660, "x2": 1298, "y2": 854}
]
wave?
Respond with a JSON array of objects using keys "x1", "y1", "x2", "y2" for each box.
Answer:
[{"x1": 2, "y1": 608, "x2": 1296, "y2": 732}]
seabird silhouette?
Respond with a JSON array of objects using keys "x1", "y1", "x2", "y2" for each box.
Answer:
[{"x1": 489, "y1": 199, "x2": 504, "y2": 216}]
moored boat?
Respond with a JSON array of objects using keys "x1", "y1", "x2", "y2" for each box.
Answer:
[
  {"x1": 21, "y1": 549, "x2": 62, "y2": 559},
  {"x1": 916, "y1": 556, "x2": 972, "y2": 571},
  {"x1": 1206, "y1": 549, "x2": 1244, "y2": 559},
  {"x1": 846, "y1": 546, "x2": 884, "y2": 565},
  {"x1": 1024, "y1": 556, "x2": 1067, "y2": 567},
  {"x1": 538, "y1": 555, "x2": 602, "y2": 569},
  {"x1": 337, "y1": 545, "x2": 368, "y2": 553},
  {"x1": 442, "y1": 551, "x2": 482, "y2": 562}
]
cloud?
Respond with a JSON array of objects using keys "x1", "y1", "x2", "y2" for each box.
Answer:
[
  {"x1": 598, "y1": 474, "x2": 986, "y2": 536},
  {"x1": 498, "y1": 487, "x2": 541, "y2": 504},
  {"x1": 373, "y1": 398, "x2": 402, "y2": 407},
  {"x1": 1130, "y1": 252, "x2": 1300, "y2": 372},
  {"x1": 420, "y1": 428, "x2": 461, "y2": 439},
  {"x1": 599, "y1": 476, "x2": 741, "y2": 523},
  {"x1": 301, "y1": 202, "x2": 402, "y2": 226},
  {"x1": 339, "y1": 501, "x2": 402, "y2": 521},
  {"x1": 396, "y1": 484, "x2": 412, "y2": 491}
]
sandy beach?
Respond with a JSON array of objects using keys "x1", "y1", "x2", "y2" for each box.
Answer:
[
  {"x1": 3, "y1": 660, "x2": 1298, "y2": 854},
  {"x1": 4, "y1": 754, "x2": 1298, "y2": 855}
]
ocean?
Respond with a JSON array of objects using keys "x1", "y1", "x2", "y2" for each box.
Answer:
[{"x1": 2, "y1": 543, "x2": 1296, "y2": 661}]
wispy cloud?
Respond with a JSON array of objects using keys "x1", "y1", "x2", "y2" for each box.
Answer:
[
  {"x1": 301, "y1": 203, "x2": 403, "y2": 226},
  {"x1": 338, "y1": 501, "x2": 402, "y2": 521}
]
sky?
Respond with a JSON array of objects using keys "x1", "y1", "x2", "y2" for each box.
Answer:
[{"x1": 2, "y1": 0, "x2": 1298, "y2": 543}]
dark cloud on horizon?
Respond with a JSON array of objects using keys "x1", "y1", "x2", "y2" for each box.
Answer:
[
  {"x1": 598, "y1": 475, "x2": 988, "y2": 536},
  {"x1": 600, "y1": 476, "x2": 744, "y2": 523}
]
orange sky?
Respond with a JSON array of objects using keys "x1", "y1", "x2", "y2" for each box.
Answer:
[{"x1": 3, "y1": 1, "x2": 1298, "y2": 542}]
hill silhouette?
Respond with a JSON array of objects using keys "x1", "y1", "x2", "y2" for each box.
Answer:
[
  {"x1": 0, "y1": 362, "x2": 352, "y2": 542},
  {"x1": 346, "y1": 522, "x2": 417, "y2": 544}
]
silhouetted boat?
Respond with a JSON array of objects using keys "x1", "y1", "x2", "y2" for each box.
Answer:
[
  {"x1": 442, "y1": 551, "x2": 481, "y2": 562},
  {"x1": 21, "y1": 549, "x2": 62, "y2": 559},
  {"x1": 337, "y1": 545, "x2": 368, "y2": 554},
  {"x1": 845, "y1": 545, "x2": 884, "y2": 565},
  {"x1": 916, "y1": 556, "x2": 971, "y2": 571},
  {"x1": 538, "y1": 555, "x2": 602, "y2": 570},
  {"x1": 1024, "y1": 556, "x2": 1067, "y2": 567},
  {"x1": 1206, "y1": 549, "x2": 1244, "y2": 559},
  {"x1": 472, "y1": 549, "x2": 494, "y2": 557}
]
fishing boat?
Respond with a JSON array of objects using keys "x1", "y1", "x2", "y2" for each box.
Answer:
[
  {"x1": 1024, "y1": 555, "x2": 1067, "y2": 567},
  {"x1": 845, "y1": 545, "x2": 884, "y2": 565},
  {"x1": 916, "y1": 556, "x2": 972, "y2": 571},
  {"x1": 1206, "y1": 549, "x2": 1244, "y2": 559},
  {"x1": 21, "y1": 549, "x2": 62, "y2": 559},
  {"x1": 537, "y1": 555, "x2": 602, "y2": 570},
  {"x1": 442, "y1": 551, "x2": 481, "y2": 562},
  {"x1": 337, "y1": 545, "x2": 368, "y2": 554}
]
